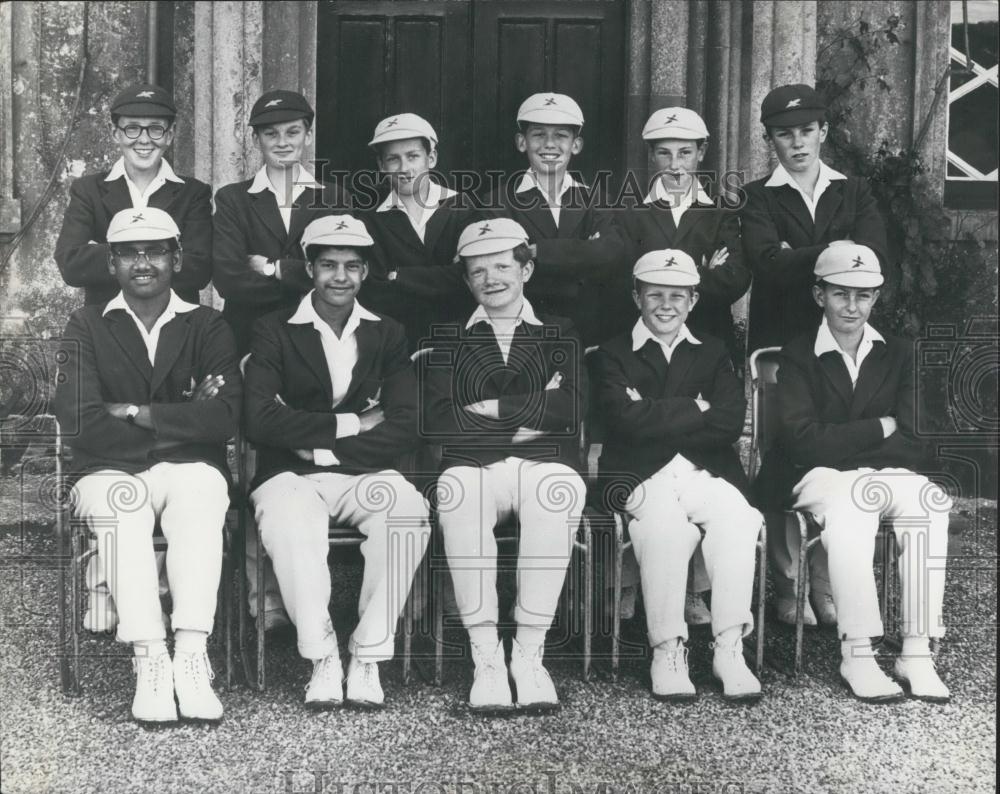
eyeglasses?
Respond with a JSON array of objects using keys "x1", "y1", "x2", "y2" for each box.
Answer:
[
  {"x1": 111, "y1": 247, "x2": 173, "y2": 266},
  {"x1": 116, "y1": 123, "x2": 171, "y2": 140}
]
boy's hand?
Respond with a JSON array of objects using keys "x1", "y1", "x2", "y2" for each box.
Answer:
[
  {"x1": 545, "y1": 371, "x2": 564, "y2": 390},
  {"x1": 527, "y1": 244, "x2": 538, "y2": 260},
  {"x1": 359, "y1": 407, "x2": 386, "y2": 433},
  {"x1": 702, "y1": 247, "x2": 729, "y2": 269},
  {"x1": 464, "y1": 400, "x2": 500, "y2": 419},
  {"x1": 185, "y1": 374, "x2": 225, "y2": 401},
  {"x1": 880, "y1": 417, "x2": 898, "y2": 438},
  {"x1": 292, "y1": 449, "x2": 315, "y2": 462},
  {"x1": 626, "y1": 387, "x2": 642, "y2": 402},
  {"x1": 694, "y1": 393, "x2": 710, "y2": 412},
  {"x1": 779, "y1": 241, "x2": 792, "y2": 250},
  {"x1": 248, "y1": 255, "x2": 275, "y2": 277},
  {"x1": 512, "y1": 427, "x2": 546, "y2": 444}
]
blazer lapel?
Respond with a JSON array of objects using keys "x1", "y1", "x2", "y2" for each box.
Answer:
[
  {"x1": 850, "y1": 342, "x2": 890, "y2": 418},
  {"x1": 771, "y1": 185, "x2": 815, "y2": 239},
  {"x1": 288, "y1": 323, "x2": 334, "y2": 404},
  {"x1": 104, "y1": 312, "x2": 153, "y2": 382},
  {"x1": 150, "y1": 313, "x2": 193, "y2": 393},
  {"x1": 649, "y1": 201, "x2": 678, "y2": 244},
  {"x1": 422, "y1": 200, "x2": 451, "y2": 256},
  {"x1": 817, "y1": 352, "x2": 854, "y2": 410},
  {"x1": 664, "y1": 341, "x2": 697, "y2": 397},
  {"x1": 556, "y1": 188, "x2": 587, "y2": 238},
  {"x1": 100, "y1": 179, "x2": 134, "y2": 226},
  {"x1": 149, "y1": 181, "x2": 182, "y2": 215},
  {"x1": 636, "y1": 340, "x2": 669, "y2": 390},
  {"x1": 250, "y1": 190, "x2": 289, "y2": 247},
  {"x1": 674, "y1": 202, "x2": 713, "y2": 248},
  {"x1": 813, "y1": 181, "x2": 846, "y2": 242},
  {"x1": 339, "y1": 320, "x2": 380, "y2": 407}
]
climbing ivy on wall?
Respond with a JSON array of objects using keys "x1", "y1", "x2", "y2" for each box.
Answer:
[{"x1": 816, "y1": 13, "x2": 997, "y2": 337}]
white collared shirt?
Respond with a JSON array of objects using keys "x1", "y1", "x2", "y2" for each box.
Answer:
[
  {"x1": 764, "y1": 161, "x2": 847, "y2": 221},
  {"x1": 105, "y1": 157, "x2": 184, "y2": 209},
  {"x1": 631, "y1": 318, "x2": 702, "y2": 364},
  {"x1": 630, "y1": 318, "x2": 702, "y2": 476},
  {"x1": 514, "y1": 170, "x2": 586, "y2": 227},
  {"x1": 102, "y1": 289, "x2": 198, "y2": 365},
  {"x1": 644, "y1": 179, "x2": 713, "y2": 227},
  {"x1": 375, "y1": 181, "x2": 458, "y2": 243},
  {"x1": 288, "y1": 293, "x2": 382, "y2": 464},
  {"x1": 466, "y1": 298, "x2": 543, "y2": 365},
  {"x1": 247, "y1": 164, "x2": 322, "y2": 232},
  {"x1": 813, "y1": 316, "x2": 885, "y2": 386}
]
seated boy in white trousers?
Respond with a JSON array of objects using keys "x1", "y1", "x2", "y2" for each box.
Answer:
[
  {"x1": 55, "y1": 208, "x2": 240, "y2": 725},
  {"x1": 243, "y1": 215, "x2": 431, "y2": 710},
  {"x1": 756, "y1": 242, "x2": 951, "y2": 702},
  {"x1": 420, "y1": 218, "x2": 587, "y2": 712},
  {"x1": 591, "y1": 249, "x2": 763, "y2": 702}
]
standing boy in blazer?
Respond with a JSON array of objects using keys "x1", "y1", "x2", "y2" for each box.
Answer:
[
  {"x1": 360, "y1": 113, "x2": 476, "y2": 350},
  {"x1": 420, "y1": 218, "x2": 587, "y2": 713},
  {"x1": 55, "y1": 84, "x2": 213, "y2": 306},
  {"x1": 741, "y1": 84, "x2": 889, "y2": 626},
  {"x1": 480, "y1": 93, "x2": 628, "y2": 347},
  {"x1": 592, "y1": 249, "x2": 763, "y2": 702},
  {"x1": 55, "y1": 208, "x2": 241, "y2": 725},
  {"x1": 244, "y1": 215, "x2": 431, "y2": 710},
  {"x1": 756, "y1": 243, "x2": 951, "y2": 703},
  {"x1": 213, "y1": 90, "x2": 352, "y2": 355}
]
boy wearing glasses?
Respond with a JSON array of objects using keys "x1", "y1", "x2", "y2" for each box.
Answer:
[
  {"x1": 54, "y1": 208, "x2": 241, "y2": 725},
  {"x1": 56, "y1": 83, "x2": 213, "y2": 306}
]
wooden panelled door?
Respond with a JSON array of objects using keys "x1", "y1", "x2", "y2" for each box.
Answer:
[{"x1": 315, "y1": 0, "x2": 625, "y2": 192}]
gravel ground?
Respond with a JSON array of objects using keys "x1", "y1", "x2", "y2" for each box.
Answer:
[{"x1": 0, "y1": 469, "x2": 995, "y2": 794}]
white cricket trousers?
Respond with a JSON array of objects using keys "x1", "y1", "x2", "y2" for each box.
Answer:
[
  {"x1": 625, "y1": 465, "x2": 762, "y2": 645},
  {"x1": 251, "y1": 470, "x2": 431, "y2": 662},
  {"x1": 72, "y1": 462, "x2": 228, "y2": 642},
  {"x1": 792, "y1": 467, "x2": 951, "y2": 641},
  {"x1": 436, "y1": 458, "x2": 586, "y2": 632}
]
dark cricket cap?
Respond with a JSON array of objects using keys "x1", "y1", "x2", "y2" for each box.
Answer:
[
  {"x1": 760, "y1": 84, "x2": 826, "y2": 128},
  {"x1": 249, "y1": 90, "x2": 314, "y2": 128},
  {"x1": 110, "y1": 84, "x2": 176, "y2": 118}
]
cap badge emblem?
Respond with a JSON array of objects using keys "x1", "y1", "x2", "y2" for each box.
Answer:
[
  {"x1": 131, "y1": 213, "x2": 145, "y2": 223},
  {"x1": 544, "y1": 97, "x2": 557, "y2": 106},
  {"x1": 265, "y1": 98, "x2": 283, "y2": 107},
  {"x1": 386, "y1": 117, "x2": 399, "y2": 127},
  {"x1": 785, "y1": 98, "x2": 802, "y2": 108},
  {"x1": 136, "y1": 91, "x2": 155, "y2": 98},
  {"x1": 852, "y1": 256, "x2": 864, "y2": 268},
  {"x1": 478, "y1": 223, "x2": 492, "y2": 236},
  {"x1": 334, "y1": 220, "x2": 348, "y2": 230},
  {"x1": 665, "y1": 256, "x2": 677, "y2": 267},
  {"x1": 665, "y1": 113, "x2": 677, "y2": 123}
]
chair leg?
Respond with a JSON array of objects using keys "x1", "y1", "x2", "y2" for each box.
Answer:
[
  {"x1": 69, "y1": 529, "x2": 85, "y2": 696},
  {"x1": 755, "y1": 522, "x2": 767, "y2": 677},
  {"x1": 583, "y1": 521, "x2": 593, "y2": 682},
  {"x1": 402, "y1": 589, "x2": 414, "y2": 685},
  {"x1": 434, "y1": 563, "x2": 444, "y2": 687},
  {"x1": 237, "y1": 520, "x2": 252, "y2": 689},
  {"x1": 611, "y1": 514, "x2": 624, "y2": 682},
  {"x1": 794, "y1": 514, "x2": 809, "y2": 677},
  {"x1": 57, "y1": 511, "x2": 79, "y2": 696},
  {"x1": 222, "y1": 541, "x2": 233, "y2": 690},
  {"x1": 255, "y1": 532, "x2": 266, "y2": 691}
]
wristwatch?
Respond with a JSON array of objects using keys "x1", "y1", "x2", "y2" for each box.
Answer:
[
  {"x1": 125, "y1": 404, "x2": 140, "y2": 424},
  {"x1": 261, "y1": 259, "x2": 277, "y2": 278}
]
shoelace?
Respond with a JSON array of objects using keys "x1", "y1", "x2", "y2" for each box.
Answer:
[
  {"x1": 357, "y1": 662, "x2": 379, "y2": 691},
  {"x1": 306, "y1": 655, "x2": 341, "y2": 692},
  {"x1": 179, "y1": 652, "x2": 215, "y2": 690},
  {"x1": 472, "y1": 645, "x2": 505, "y2": 678},
  {"x1": 133, "y1": 653, "x2": 172, "y2": 692},
  {"x1": 709, "y1": 637, "x2": 743, "y2": 661},
  {"x1": 517, "y1": 645, "x2": 551, "y2": 686},
  {"x1": 657, "y1": 644, "x2": 689, "y2": 674}
]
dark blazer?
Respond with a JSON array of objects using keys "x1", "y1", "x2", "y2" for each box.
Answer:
[
  {"x1": 54, "y1": 302, "x2": 241, "y2": 483},
  {"x1": 741, "y1": 173, "x2": 888, "y2": 352},
  {"x1": 419, "y1": 313, "x2": 587, "y2": 472},
  {"x1": 54, "y1": 171, "x2": 213, "y2": 305},
  {"x1": 212, "y1": 178, "x2": 353, "y2": 354},
  {"x1": 592, "y1": 329, "x2": 749, "y2": 500},
  {"x1": 243, "y1": 303, "x2": 419, "y2": 490},
  {"x1": 359, "y1": 191, "x2": 478, "y2": 351},
  {"x1": 480, "y1": 174, "x2": 630, "y2": 346},
  {"x1": 618, "y1": 198, "x2": 750, "y2": 358},
  {"x1": 755, "y1": 329, "x2": 931, "y2": 510}
]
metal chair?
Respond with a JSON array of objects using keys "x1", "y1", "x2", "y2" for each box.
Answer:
[
  {"x1": 51, "y1": 417, "x2": 238, "y2": 696},
  {"x1": 236, "y1": 436, "x2": 425, "y2": 691},
  {"x1": 748, "y1": 347, "x2": 897, "y2": 677}
]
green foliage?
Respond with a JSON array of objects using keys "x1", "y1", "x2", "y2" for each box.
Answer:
[{"x1": 816, "y1": 13, "x2": 997, "y2": 336}]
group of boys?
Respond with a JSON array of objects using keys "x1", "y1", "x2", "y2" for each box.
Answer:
[{"x1": 52, "y1": 78, "x2": 952, "y2": 725}]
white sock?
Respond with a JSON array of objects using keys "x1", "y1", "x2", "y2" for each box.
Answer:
[
  {"x1": 174, "y1": 629, "x2": 208, "y2": 655},
  {"x1": 840, "y1": 637, "x2": 874, "y2": 664},
  {"x1": 901, "y1": 636, "x2": 931, "y2": 659},
  {"x1": 515, "y1": 626, "x2": 547, "y2": 655},
  {"x1": 715, "y1": 626, "x2": 743, "y2": 646},
  {"x1": 133, "y1": 639, "x2": 168, "y2": 658},
  {"x1": 469, "y1": 623, "x2": 500, "y2": 650},
  {"x1": 655, "y1": 636, "x2": 684, "y2": 652}
]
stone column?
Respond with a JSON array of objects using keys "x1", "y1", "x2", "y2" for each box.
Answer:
[{"x1": 193, "y1": 1, "x2": 263, "y2": 307}]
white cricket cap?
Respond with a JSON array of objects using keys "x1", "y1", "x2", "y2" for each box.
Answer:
[
  {"x1": 633, "y1": 249, "x2": 700, "y2": 287},
  {"x1": 516, "y1": 93, "x2": 584, "y2": 128}
]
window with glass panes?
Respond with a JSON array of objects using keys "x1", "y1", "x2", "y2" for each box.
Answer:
[{"x1": 946, "y1": 0, "x2": 999, "y2": 208}]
